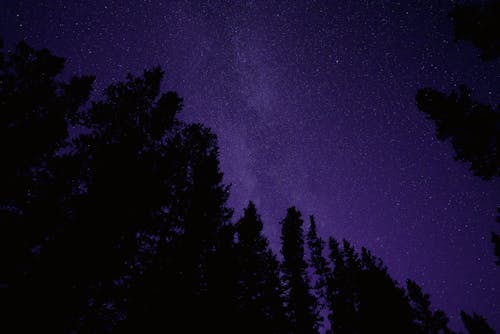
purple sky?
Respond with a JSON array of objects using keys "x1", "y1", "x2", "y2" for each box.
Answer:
[{"x1": 2, "y1": 0, "x2": 500, "y2": 330}]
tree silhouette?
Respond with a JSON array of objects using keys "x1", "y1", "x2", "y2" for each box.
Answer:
[
  {"x1": 280, "y1": 207, "x2": 320, "y2": 334},
  {"x1": 234, "y1": 201, "x2": 288, "y2": 334},
  {"x1": 416, "y1": 1, "x2": 500, "y2": 265},
  {"x1": 307, "y1": 216, "x2": 329, "y2": 302},
  {"x1": 325, "y1": 237, "x2": 355, "y2": 333},
  {"x1": 461, "y1": 311, "x2": 496, "y2": 334},
  {"x1": 326, "y1": 237, "x2": 461, "y2": 334},
  {"x1": 78, "y1": 72, "x2": 234, "y2": 332},
  {"x1": 3, "y1": 40, "x2": 496, "y2": 333},
  {"x1": 450, "y1": 0, "x2": 500, "y2": 61},
  {"x1": 357, "y1": 247, "x2": 417, "y2": 333},
  {"x1": 326, "y1": 238, "x2": 419, "y2": 333},
  {"x1": 71, "y1": 68, "x2": 185, "y2": 332},
  {"x1": 306, "y1": 216, "x2": 329, "y2": 325},
  {"x1": 0, "y1": 40, "x2": 235, "y2": 332},
  {"x1": 416, "y1": 85, "x2": 500, "y2": 181},
  {"x1": 406, "y1": 280, "x2": 452, "y2": 334},
  {"x1": 0, "y1": 40, "x2": 94, "y2": 332}
]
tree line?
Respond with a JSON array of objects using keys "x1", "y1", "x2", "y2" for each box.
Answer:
[{"x1": 0, "y1": 39, "x2": 495, "y2": 333}]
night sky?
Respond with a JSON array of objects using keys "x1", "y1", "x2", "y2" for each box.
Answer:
[{"x1": 2, "y1": 0, "x2": 500, "y2": 330}]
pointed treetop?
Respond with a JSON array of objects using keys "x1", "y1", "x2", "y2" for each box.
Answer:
[{"x1": 236, "y1": 201, "x2": 264, "y2": 242}]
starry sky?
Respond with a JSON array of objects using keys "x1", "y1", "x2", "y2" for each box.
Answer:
[{"x1": 2, "y1": 0, "x2": 500, "y2": 330}]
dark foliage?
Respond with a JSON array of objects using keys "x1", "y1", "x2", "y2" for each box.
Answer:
[
  {"x1": 406, "y1": 280, "x2": 452, "y2": 334},
  {"x1": 416, "y1": 85, "x2": 500, "y2": 180},
  {"x1": 493, "y1": 211, "x2": 500, "y2": 265},
  {"x1": 280, "y1": 207, "x2": 321, "y2": 334},
  {"x1": 306, "y1": 216, "x2": 329, "y2": 307},
  {"x1": 327, "y1": 239, "x2": 421, "y2": 333},
  {"x1": 0, "y1": 40, "x2": 95, "y2": 332},
  {"x1": 416, "y1": 2, "x2": 500, "y2": 265},
  {"x1": 1, "y1": 41, "x2": 496, "y2": 333},
  {"x1": 461, "y1": 311, "x2": 496, "y2": 334},
  {"x1": 450, "y1": 0, "x2": 500, "y2": 61},
  {"x1": 234, "y1": 202, "x2": 288, "y2": 333}
]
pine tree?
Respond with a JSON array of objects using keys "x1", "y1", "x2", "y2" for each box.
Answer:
[
  {"x1": 326, "y1": 238, "x2": 360, "y2": 334},
  {"x1": 416, "y1": 1, "x2": 500, "y2": 265},
  {"x1": 79, "y1": 72, "x2": 234, "y2": 332},
  {"x1": 327, "y1": 239, "x2": 418, "y2": 333},
  {"x1": 71, "y1": 68, "x2": 190, "y2": 332},
  {"x1": 416, "y1": 85, "x2": 500, "y2": 265},
  {"x1": 306, "y1": 216, "x2": 329, "y2": 299},
  {"x1": 461, "y1": 311, "x2": 496, "y2": 334},
  {"x1": 0, "y1": 45, "x2": 235, "y2": 331},
  {"x1": 234, "y1": 201, "x2": 287, "y2": 334},
  {"x1": 450, "y1": 0, "x2": 500, "y2": 61},
  {"x1": 280, "y1": 206, "x2": 320, "y2": 334},
  {"x1": 170, "y1": 123, "x2": 233, "y2": 332},
  {"x1": 0, "y1": 41, "x2": 94, "y2": 332},
  {"x1": 406, "y1": 280, "x2": 452, "y2": 334},
  {"x1": 415, "y1": 85, "x2": 500, "y2": 181},
  {"x1": 4, "y1": 39, "x2": 493, "y2": 334},
  {"x1": 306, "y1": 216, "x2": 330, "y2": 330}
]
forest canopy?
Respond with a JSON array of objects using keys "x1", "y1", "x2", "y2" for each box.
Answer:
[{"x1": 0, "y1": 40, "x2": 495, "y2": 333}]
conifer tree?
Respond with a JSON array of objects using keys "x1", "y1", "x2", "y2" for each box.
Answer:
[
  {"x1": 80, "y1": 73, "x2": 234, "y2": 332},
  {"x1": 461, "y1": 311, "x2": 496, "y2": 334},
  {"x1": 0, "y1": 41, "x2": 94, "y2": 332},
  {"x1": 234, "y1": 201, "x2": 287, "y2": 333},
  {"x1": 4, "y1": 39, "x2": 496, "y2": 334},
  {"x1": 280, "y1": 207, "x2": 320, "y2": 334},
  {"x1": 306, "y1": 216, "x2": 329, "y2": 300},
  {"x1": 450, "y1": 0, "x2": 500, "y2": 61},
  {"x1": 72, "y1": 68, "x2": 190, "y2": 332},
  {"x1": 326, "y1": 238, "x2": 360, "y2": 334},
  {"x1": 406, "y1": 280, "x2": 452, "y2": 334},
  {"x1": 327, "y1": 239, "x2": 419, "y2": 333},
  {"x1": 306, "y1": 216, "x2": 330, "y2": 330},
  {"x1": 416, "y1": 0, "x2": 500, "y2": 264}
]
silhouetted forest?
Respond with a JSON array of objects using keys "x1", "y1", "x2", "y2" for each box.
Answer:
[
  {"x1": 415, "y1": 0, "x2": 500, "y2": 265},
  {"x1": 1, "y1": 40, "x2": 496, "y2": 333}
]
